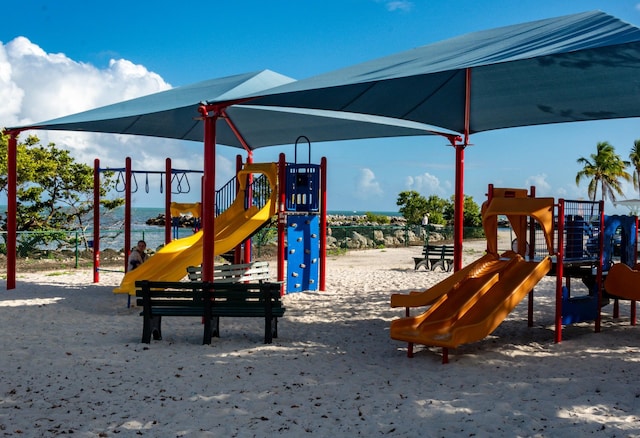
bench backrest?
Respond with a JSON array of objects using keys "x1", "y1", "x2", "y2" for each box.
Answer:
[
  {"x1": 423, "y1": 244, "x2": 454, "y2": 257},
  {"x1": 135, "y1": 280, "x2": 282, "y2": 306},
  {"x1": 187, "y1": 261, "x2": 270, "y2": 283}
]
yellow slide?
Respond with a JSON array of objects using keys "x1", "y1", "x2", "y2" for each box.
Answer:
[
  {"x1": 390, "y1": 252, "x2": 552, "y2": 349},
  {"x1": 114, "y1": 162, "x2": 278, "y2": 295},
  {"x1": 604, "y1": 263, "x2": 640, "y2": 301}
]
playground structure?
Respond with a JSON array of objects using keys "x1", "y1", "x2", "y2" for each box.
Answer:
[
  {"x1": 113, "y1": 162, "x2": 278, "y2": 294},
  {"x1": 96, "y1": 148, "x2": 327, "y2": 296},
  {"x1": 92, "y1": 157, "x2": 203, "y2": 282},
  {"x1": 390, "y1": 185, "x2": 639, "y2": 363}
]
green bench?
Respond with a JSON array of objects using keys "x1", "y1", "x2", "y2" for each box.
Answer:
[
  {"x1": 135, "y1": 280, "x2": 285, "y2": 345},
  {"x1": 413, "y1": 244, "x2": 454, "y2": 272}
]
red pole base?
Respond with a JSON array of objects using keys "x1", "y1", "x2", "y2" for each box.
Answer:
[
  {"x1": 442, "y1": 348, "x2": 449, "y2": 364},
  {"x1": 407, "y1": 343, "x2": 414, "y2": 358}
]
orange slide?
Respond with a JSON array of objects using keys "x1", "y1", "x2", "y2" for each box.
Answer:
[
  {"x1": 113, "y1": 162, "x2": 278, "y2": 295},
  {"x1": 390, "y1": 252, "x2": 551, "y2": 349},
  {"x1": 604, "y1": 263, "x2": 640, "y2": 301},
  {"x1": 390, "y1": 186, "x2": 556, "y2": 353}
]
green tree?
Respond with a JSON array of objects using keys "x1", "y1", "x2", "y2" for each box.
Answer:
[
  {"x1": 396, "y1": 192, "x2": 452, "y2": 225},
  {"x1": 629, "y1": 139, "x2": 640, "y2": 197},
  {"x1": 424, "y1": 195, "x2": 448, "y2": 225},
  {"x1": 0, "y1": 133, "x2": 123, "y2": 253},
  {"x1": 443, "y1": 195, "x2": 482, "y2": 227},
  {"x1": 575, "y1": 141, "x2": 631, "y2": 202},
  {"x1": 364, "y1": 211, "x2": 390, "y2": 224},
  {"x1": 396, "y1": 190, "x2": 428, "y2": 225}
]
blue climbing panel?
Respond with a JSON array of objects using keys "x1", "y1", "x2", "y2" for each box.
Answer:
[
  {"x1": 603, "y1": 215, "x2": 637, "y2": 268},
  {"x1": 286, "y1": 215, "x2": 319, "y2": 293},
  {"x1": 561, "y1": 285, "x2": 599, "y2": 325},
  {"x1": 285, "y1": 164, "x2": 320, "y2": 212}
]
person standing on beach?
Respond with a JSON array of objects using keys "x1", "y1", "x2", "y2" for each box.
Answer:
[{"x1": 127, "y1": 240, "x2": 148, "y2": 271}]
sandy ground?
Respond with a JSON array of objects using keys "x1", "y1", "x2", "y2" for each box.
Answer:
[{"x1": 0, "y1": 236, "x2": 639, "y2": 437}]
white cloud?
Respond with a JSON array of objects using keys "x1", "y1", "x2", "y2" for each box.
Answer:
[
  {"x1": 0, "y1": 37, "x2": 225, "y2": 205},
  {"x1": 0, "y1": 43, "x2": 25, "y2": 125},
  {"x1": 4, "y1": 37, "x2": 169, "y2": 126},
  {"x1": 524, "y1": 173, "x2": 551, "y2": 195},
  {"x1": 405, "y1": 171, "x2": 447, "y2": 195},
  {"x1": 355, "y1": 168, "x2": 383, "y2": 199},
  {"x1": 385, "y1": 1, "x2": 413, "y2": 12}
]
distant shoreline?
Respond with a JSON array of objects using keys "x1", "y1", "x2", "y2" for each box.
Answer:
[{"x1": 145, "y1": 212, "x2": 407, "y2": 228}]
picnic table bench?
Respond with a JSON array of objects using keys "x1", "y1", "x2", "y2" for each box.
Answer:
[
  {"x1": 135, "y1": 280, "x2": 285, "y2": 345},
  {"x1": 413, "y1": 244, "x2": 454, "y2": 271},
  {"x1": 186, "y1": 261, "x2": 271, "y2": 283}
]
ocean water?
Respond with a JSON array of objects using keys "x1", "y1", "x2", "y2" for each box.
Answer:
[
  {"x1": 99, "y1": 207, "x2": 190, "y2": 251},
  {"x1": 328, "y1": 210, "x2": 401, "y2": 217},
  {"x1": 101, "y1": 207, "x2": 401, "y2": 251},
  {"x1": 0, "y1": 205, "x2": 401, "y2": 252}
]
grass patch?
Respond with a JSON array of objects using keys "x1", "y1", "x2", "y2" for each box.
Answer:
[
  {"x1": 46, "y1": 271, "x2": 74, "y2": 277},
  {"x1": 327, "y1": 247, "x2": 348, "y2": 256}
]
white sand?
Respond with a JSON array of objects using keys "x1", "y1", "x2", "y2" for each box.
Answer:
[{"x1": 1, "y1": 240, "x2": 640, "y2": 437}]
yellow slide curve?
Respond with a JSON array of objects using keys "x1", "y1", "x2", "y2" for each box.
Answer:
[
  {"x1": 114, "y1": 162, "x2": 278, "y2": 295},
  {"x1": 390, "y1": 252, "x2": 552, "y2": 349}
]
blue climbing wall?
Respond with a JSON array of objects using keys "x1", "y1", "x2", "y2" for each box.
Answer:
[{"x1": 286, "y1": 215, "x2": 319, "y2": 293}]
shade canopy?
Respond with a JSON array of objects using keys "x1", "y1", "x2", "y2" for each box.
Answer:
[
  {"x1": 612, "y1": 199, "x2": 640, "y2": 214},
  {"x1": 4, "y1": 69, "x2": 458, "y2": 291},
  {"x1": 240, "y1": 10, "x2": 640, "y2": 272},
  {"x1": 248, "y1": 11, "x2": 640, "y2": 135},
  {"x1": 9, "y1": 69, "x2": 454, "y2": 148}
]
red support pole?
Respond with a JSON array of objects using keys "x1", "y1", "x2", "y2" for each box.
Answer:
[
  {"x1": 452, "y1": 68, "x2": 472, "y2": 273},
  {"x1": 320, "y1": 157, "x2": 327, "y2": 291},
  {"x1": 595, "y1": 200, "x2": 605, "y2": 333},
  {"x1": 528, "y1": 186, "x2": 536, "y2": 327},
  {"x1": 277, "y1": 153, "x2": 286, "y2": 294},
  {"x1": 93, "y1": 159, "x2": 100, "y2": 283},
  {"x1": 244, "y1": 152, "x2": 254, "y2": 264},
  {"x1": 485, "y1": 184, "x2": 494, "y2": 253},
  {"x1": 6, "y1": 131, "x2": 18, "y2": 290},
  {"x1": 165, "y1": 158, "x2": 172, "y2": 244},
  {"x1": 200, "y1": 106, "x2": 217, "y2": 282},
  {"x1": 453, "y1": 143, "x2": 465, "y2": 272},
  {"x1": 463, "y1": 68, "x2": 472, "y2": 146},
  {"x1": 221, "y1": 108, "x2": 253, "y2": 154},
  {"x1": 233, "y1": 154, "x2": 243, "y2": 264},
  {"x1": 124, "y1": 157, "x2": 132, "y2": 273},
  {"x1": 630, "y1": 216, "x2": 638, "y2": 326},
  {"x1": 555, "y1": 200, "x2": 565, "y2": 343}
]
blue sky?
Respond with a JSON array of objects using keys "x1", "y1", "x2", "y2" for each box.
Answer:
[{"x1": 3, "y1": 0, "x2": 640, "y2": 213}]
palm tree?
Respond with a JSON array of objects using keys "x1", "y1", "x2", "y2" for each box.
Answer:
[
  {"x1": 575, "y1": 141, "x2": 631, "y2": 202},
  {"x1": 629, "y1": 139, "x2": 640, "y2": 197}
]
